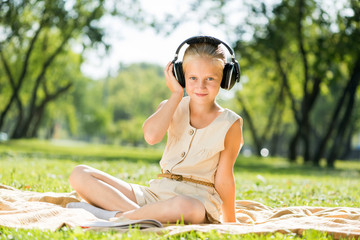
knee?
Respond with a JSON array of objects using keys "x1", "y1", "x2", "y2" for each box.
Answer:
[
  {"x1": 68, "y1": 165, "x2": 91, "y2": 189},
  {"x1": 173, "y1": 196, "x2": 206, "y2": 224}
]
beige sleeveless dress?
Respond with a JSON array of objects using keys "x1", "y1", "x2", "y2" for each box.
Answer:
[{"x1": 130, "y1": 96, "x2": 240, "y2": 223}]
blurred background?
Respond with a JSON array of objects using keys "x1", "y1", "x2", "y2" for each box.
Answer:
[{"x1": 0, "y1": 0, "x2": 359, "y2": 168}]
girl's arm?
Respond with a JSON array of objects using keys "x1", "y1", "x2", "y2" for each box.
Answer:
[
  {"x1": 215, "y1": 118, "x2": 243, "y2": 222},
  {"x1": 142, "y1": 62, "x2": 184, "y2": 145}
]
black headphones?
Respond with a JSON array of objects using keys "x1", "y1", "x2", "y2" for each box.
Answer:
[{"x1": 171, "y1": 36, "x2": 241, "y2": 90}]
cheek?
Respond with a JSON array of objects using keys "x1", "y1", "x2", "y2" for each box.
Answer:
[{"x1": 185, "y1": 79, "x2": 196, "y2": 89}]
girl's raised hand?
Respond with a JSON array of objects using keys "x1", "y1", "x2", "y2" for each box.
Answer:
[{"x1": 164, "y1": 62, "x2": 184, "y2": 94}]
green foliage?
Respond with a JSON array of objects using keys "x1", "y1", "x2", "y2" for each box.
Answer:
[
  {"x1": 0, "y1": 0, "x2": 148, "y2": 141},
  {"x1": 108, "y1": 63, "x2": 169, "y2": 118},
  {"x1": 231, "y1": 0, "x2": 360, "y2": 163},
  {"x1": 104, "y1": 63, "x2": 170, "y2": 146},
  {"x1": 0, "y1": 0, "x2": 109, "y2": 139},
  {"x1": 22, "y1": 62, "x2": 170, "y2": 146}
]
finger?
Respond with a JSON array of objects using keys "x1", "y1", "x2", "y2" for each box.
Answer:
[
  {"x1": 169, "y1": 63, "x2": 174, "y2": 74},
  {"x1": 164, "y1": 62, "x2": 172, "y2": 77},
  {"x1": 165, "y1": 62, "x2": 172, "y2": 70},
  {"x1": 164, "y1": 65, "x2": 170, "y2": 79},
  {"x1": 167, "y1": 62, "x2": 173, "y2": 73}
]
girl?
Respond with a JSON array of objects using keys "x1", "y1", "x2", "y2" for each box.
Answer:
[{"x1": 68, "y1": 36, "x2": 243, "y2": 224}]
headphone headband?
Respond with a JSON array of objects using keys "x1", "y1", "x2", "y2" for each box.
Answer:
[
  {"x1": 172, "y1": 35, "x2": 236, "y2": 63},
  {"x1": 171, "y1": 35, "x2": 241, "y2": 90}
]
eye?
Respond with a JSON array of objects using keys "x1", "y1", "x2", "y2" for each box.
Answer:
[
  {"x1": 190, "y1": 77, "x2": 197, "y2": 80},
  {"x1": 207, "y1": 77, "x2": 214, "y2": 81}
]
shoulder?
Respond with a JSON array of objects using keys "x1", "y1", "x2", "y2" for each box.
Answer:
[
  {"x1": 224, "y1": 116, "x2": 243, "y2": 150},
  {"x1": 218, "y1": 115, "x2": 243, "y2": 167},
  {"x1": 226, "y1": 117, "x2": 243, "y2": 138},
  {"x1": 217, "y1": 108, "x2": 242, "y2": 135},
  {"x1": 223, "y1": 108, "x2": 241, "y2": 123}
]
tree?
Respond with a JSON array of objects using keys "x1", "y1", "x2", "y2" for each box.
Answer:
[
  {"x1": 233, "y1": 0, "x2": 360, "y2": 166},
  {"x1": 46, "y1": 63, "x2": 170, "y2": 145},
  {"x1": 0, "y1": 0, "x2": 146, "y2": 139},
  {"x1": 0, "y1": 0, "x2": 107, "y2": 138},
  {"x1": 311, "y1": 0, "x2": 360, "y2": 167}
]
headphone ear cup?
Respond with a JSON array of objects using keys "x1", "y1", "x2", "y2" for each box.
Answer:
[
  {"x1": 173, "y1": 62, "x2": 185, "y2": 88},
  {"x1": 221, "y1": 63, "x2": 236, "y2": 90}
]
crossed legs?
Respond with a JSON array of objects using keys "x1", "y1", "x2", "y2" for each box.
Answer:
[{"x1": 68, "y1": 165, "x2": 206, "y2": 224}]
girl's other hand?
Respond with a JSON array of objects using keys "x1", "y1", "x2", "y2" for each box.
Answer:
[{"x1": 164, "y1": 62, "x2": 184, "y2": 94}]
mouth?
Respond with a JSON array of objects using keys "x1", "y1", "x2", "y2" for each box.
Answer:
[{"x1": 195, "y1": 93, "x2": 208, "y2": 97}]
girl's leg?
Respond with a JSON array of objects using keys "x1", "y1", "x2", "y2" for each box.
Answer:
[
  {"x1": 69, "y1": 165, "x2": 139, "y2": 212},
  {"x1": 69, "y1": 165, "x2": 207, "y2": 224},
  {"x1": 118, "y1": 195, "x2": 207, "y2": 224}
]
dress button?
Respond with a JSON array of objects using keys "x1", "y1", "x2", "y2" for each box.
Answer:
[
  {"x1": 181, "y1": 151, "x2": 186, "y2": 157},
  {"x1": 189, "y1": 129, "x2": 194, "y2": 135}
]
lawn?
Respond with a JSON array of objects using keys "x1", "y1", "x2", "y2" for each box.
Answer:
[{"x1": 0, "y1": 139, "x2": 359, "y2": 239}]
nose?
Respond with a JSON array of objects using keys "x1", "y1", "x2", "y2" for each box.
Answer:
[{"x1": 198, "y1": 79, "x2": 206, "y2": 89}]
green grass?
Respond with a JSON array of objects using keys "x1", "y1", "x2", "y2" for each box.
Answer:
[{"x1": 0, "y1": 139, "x2": 359, "y2": 239}]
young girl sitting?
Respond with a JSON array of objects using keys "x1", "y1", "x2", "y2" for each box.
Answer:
[{"x1": 67, "y1": 36, "x2": 243, "y2": 224}]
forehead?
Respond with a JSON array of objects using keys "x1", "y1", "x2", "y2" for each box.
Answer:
[{"x1": 183, "y1": 56, "x2": 224, "y2": 74}]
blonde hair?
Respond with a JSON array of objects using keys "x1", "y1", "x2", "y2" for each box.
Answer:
[{"x1": 183, "y1": 43, "x2": 226, "y2": 70}]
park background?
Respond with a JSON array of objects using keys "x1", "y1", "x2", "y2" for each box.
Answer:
[
  {"x1": 1, "y1": 1, "x2": 360, "y2": 239},
  {"x1": 1, "y1": 0, "x2": 360, "y2": 167}
]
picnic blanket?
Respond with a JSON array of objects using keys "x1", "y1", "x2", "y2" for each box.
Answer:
[
  {"x1": 1, "y1": 184, "x2": 360, "y2": 239},
  {"x1": 0, "y1": 184, "x2": 98, "y2": 230}
]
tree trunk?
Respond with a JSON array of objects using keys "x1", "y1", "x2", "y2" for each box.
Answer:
[
  {"x1": 273, "y1": 49, "x2": 303, "y2": 162},
  {"x1": 29, "y1": 106, "x2": 45, "y2": 138},
  {"x1": 0, "y1": 25, "x2": 42, "y2": 132},
  {"x1": 327, "y1": 58, "x2": 360, "y2": 167},
  {"x1": 289, "y1": 129, "x2": 301, "y2": 162},
  {"x1": 11, "y1": 99, "x2": 25, "y2": 139},
  {"x1": 269, "y1": 108, "x2": 284, "y2": 156},
  {"x1": 16, "y1": 32, "x2": 72, "y2": 138},
  {"x1": 313, "y1": 57, "x2": 360, "y2": 165},
  {"x1": 237, "y1": 95, "x2": 262, "y2": 156},
  {"x1": 301, "y1": 118, "x2": 311, "y2": 162},
  {"x1": 340, "y1": 123, "x2": 354, "y2": 160},
  {"x1": 31, "y1": 83, "x2": 73, "y2": 138}
]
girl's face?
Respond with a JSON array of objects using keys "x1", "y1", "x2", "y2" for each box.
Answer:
[{"x1": 184, "y1": 56, "x2": 223, "y2": 104}]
